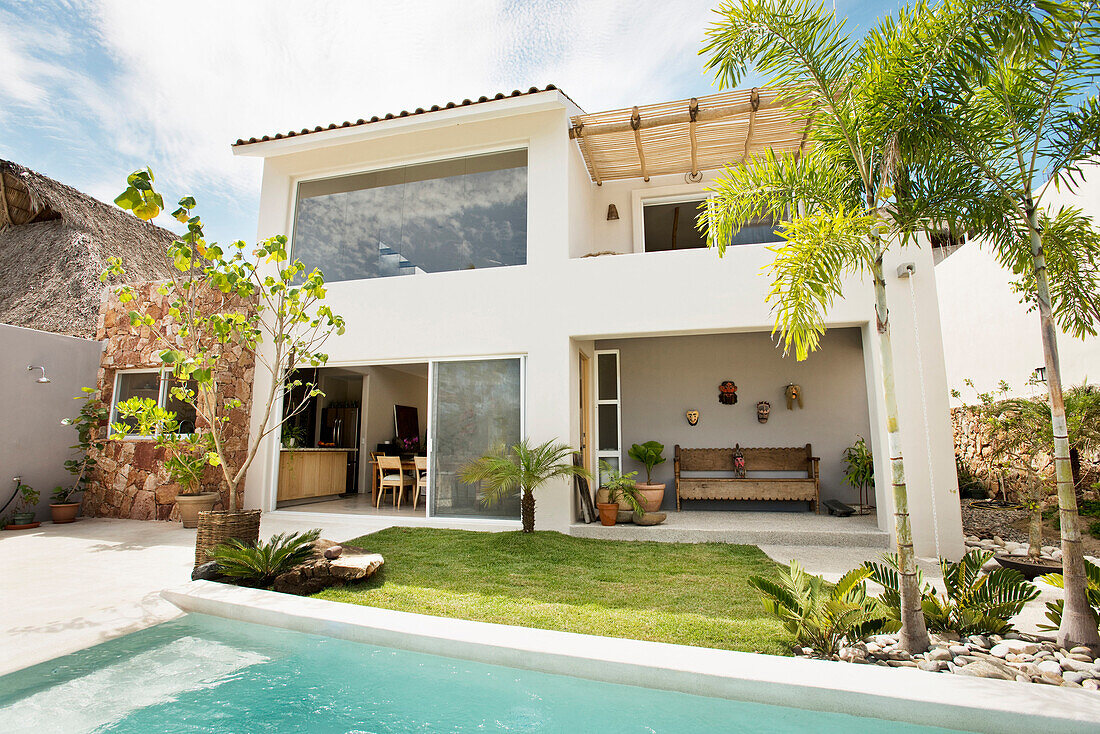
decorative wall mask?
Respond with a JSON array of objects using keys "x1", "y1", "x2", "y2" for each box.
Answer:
[
  {"x1": 732, "y1": 443, "x2": 746, "y2": 478},
  {"x1": 685, "y1": 410, "x2": 699, "y2": 426},
  {"x1": 785, "y1": 384, "x2": 803, "y2": 410},
  {"x1": 718, "y1": 380, "x2": 738, "y2": 405},
  {"x1": 756, "y1": 401, "x2": 771, "y2": 423}
]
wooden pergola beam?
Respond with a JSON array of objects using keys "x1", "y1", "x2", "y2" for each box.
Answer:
[
  {"x1": 688, "y1": 98, "x2": 699, "y2": 178},
  {"x1": 569, "y1": 90, "x2": 785, "y2": 140},
  {"x1": 741, "y1": 88, "x2": 760, "y2": 163},
  {"x1": 573, "y1": 121, "x2": 603, "y2": 186},
  {"x1": 631, "y1": 106, "x2": 649, "y2": 182}
]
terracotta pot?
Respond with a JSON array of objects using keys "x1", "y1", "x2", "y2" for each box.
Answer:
[
  {"x1": 635, "y1": 483, "x2": 666, "y2": 513},
  {"x1": 596, "y1": 502, "x2": 619, "y2": 526},
  {"x1": 50, "y1": 503, "x2": 80, "y2": 524},
  {"x1": 595, "y1": 489, "x2": 635, "y2": 522},
  {"x1": 176, "y1": 492, "x2": 218, "y2": 529}
]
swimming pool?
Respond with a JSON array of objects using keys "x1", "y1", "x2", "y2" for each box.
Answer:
[{"x1": 0, "y1": 614, "x2": 966, "y2": 733}]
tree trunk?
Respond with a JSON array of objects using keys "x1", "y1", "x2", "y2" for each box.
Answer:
[
  {"x1": 1028, "y1": 480, "x2": 1043, "y2": 560},
  {"x1": 873, "y1": 259, "x2": 931, "y2": 653},
  {"x1": 521, "y1": 488, "x2": 535, "y2": 533},
  {"x1": 1027, "y1": 207, "x2": 1100, "y2": 646}
]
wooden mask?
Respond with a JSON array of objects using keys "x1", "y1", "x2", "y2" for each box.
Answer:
[{"x1": 685, "y1": 410, "x2": 699, "y2": 426}]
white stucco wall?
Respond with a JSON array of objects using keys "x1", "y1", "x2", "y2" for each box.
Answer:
[
  {"x1": 236, "y1": 90, "x2": 962, "y2": 556},
  {"x1": 937, "y1": 162, "x2": 1100, "y2": 400},
  {"x1": 0, "y1": 325, "x2": 104, "y2": 522}
]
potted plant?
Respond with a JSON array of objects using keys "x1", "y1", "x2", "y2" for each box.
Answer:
[
  {"x1": 11, "y1": 484, "x2": 40, "y2": 527},
  {"x1": 53, "y1": 387, "x2": 108, "y2": 524},
  {"x1": 282, "y1": 424, "x2": 305, "y2": 449},
  {"x1": 113, "y1": 398, "x2": 218, "y2": 528},
  {"x1": 595, "y1": 462, "x2": 645, "y2": 526},
  {"x1": 627, "y1": 441, "x2": 667, "y2": 512},
  {"x1": 110, "y1": 167, "x2": 346, "y2": 565}
]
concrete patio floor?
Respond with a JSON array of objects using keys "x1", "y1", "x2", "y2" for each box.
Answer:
[{"x1": 0, "y1": 515, "x2": 1066, "y2": 678}]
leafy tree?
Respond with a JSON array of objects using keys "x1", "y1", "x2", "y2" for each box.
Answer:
[
  {"x1": 55, "y1": 387, "x2": 108, "y2": 504},
  {"x1": 699, "y1": 0, "x2": 973, "y2": 651},
  {"x1": 108, "y1": 168, "x2": 345, "y2": 512},
  {"x1": 882, "y1": 0, "x2": 1100, "y2": 645},
  {"x1": 461, "y1": 439, "x2": 589, "y2": 532}
]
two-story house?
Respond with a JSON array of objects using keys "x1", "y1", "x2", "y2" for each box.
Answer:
[{"x1": 228, "y1": 85, "x2": 962, "y2": 556}]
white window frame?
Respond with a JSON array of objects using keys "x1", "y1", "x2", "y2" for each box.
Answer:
[
  {"x1": 631, "y1": 184, "x2": 713, "y2": 254},
  {"x1": 593, "y1": 349, "x2": 622, "y2": 485},
  {"x1": 109, "y1": 368, "x2": 194, "y2": 439}
]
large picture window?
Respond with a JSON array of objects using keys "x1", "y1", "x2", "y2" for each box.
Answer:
[
  {"x1": 110, "y1": 370, "x2": 199, "y2": 436},
  {"x1": 292, "y1": 150, "x2": 528, "y2": 282},
  {"x1": 643, "y1": 198, "x2": 782, "y2": 252}
]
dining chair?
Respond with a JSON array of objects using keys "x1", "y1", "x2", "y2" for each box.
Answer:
[
  {"x1": 376, "y1": 456, "x2": 411, "y2": 508},
  {"x1": 413, "y1": 456, "x2": 428, "y2": 510}
]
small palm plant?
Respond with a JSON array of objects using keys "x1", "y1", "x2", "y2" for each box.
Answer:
[
  {"x1": 865, "y1": 550, "x2": 1039, "y2": 636},
  {"x1": 461, "y1": 439, "x2": 590, "y2": 533},
  {"x1": 1038, "y1": 559, "x2": 1100, "y2": 635},
  {"x1": 748, "y1": 560, "x2": 896, "y2": 656},
  {"x1": 213, "y1": 529, "x2": 321, "y2": 587}
]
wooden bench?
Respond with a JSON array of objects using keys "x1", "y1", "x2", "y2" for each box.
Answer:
[{"x1": 674, "y1": 444, "x2": 820, "y2": 513}]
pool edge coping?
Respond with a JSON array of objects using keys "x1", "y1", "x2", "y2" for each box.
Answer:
[{"x1": 162, "y1": 580, "x2": 1100, "y2": 733}]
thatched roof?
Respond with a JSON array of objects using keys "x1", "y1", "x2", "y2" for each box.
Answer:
[{"x1": 0, "y1": 160, "x2": 176, "y2": 338}]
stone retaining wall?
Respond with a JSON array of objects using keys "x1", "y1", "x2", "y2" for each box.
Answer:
[{"x1": 80, "y1": 281, "x2": 255, "y2": 520}]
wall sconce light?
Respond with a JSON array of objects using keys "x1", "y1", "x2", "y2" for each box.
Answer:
[
  {"x1": 27, "y1": 365, "x2": 50, "y2": 383},
  {"x1": 1034, "y1": 366, "x2": 1047, "y2": 383},
  {"x1": 606, "y1": 204, "x2": 619, "y2": 221}
]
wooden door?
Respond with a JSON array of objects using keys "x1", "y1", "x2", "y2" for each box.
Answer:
[{"x1": 579, "y1": 353, "x2": 592, "y2": 474}]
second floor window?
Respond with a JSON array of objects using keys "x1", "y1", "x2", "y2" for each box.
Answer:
[
  {"x1": 292, "y1": 149, "x2": 528, "y2": 282},
  {"x1": 643, "y1": 198, "x2": 783, "y2": 252}
]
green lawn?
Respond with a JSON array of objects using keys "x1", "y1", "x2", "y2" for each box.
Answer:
[{"x1": 315, "y1": 527, "x2": 793, "y2": 655}]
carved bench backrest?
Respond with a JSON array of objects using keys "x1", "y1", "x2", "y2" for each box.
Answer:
[{"x1": 675, "y1": 445, "x2": 813, "y2": 475}]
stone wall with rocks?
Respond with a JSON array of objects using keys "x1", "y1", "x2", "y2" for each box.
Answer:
[
  {"x1": 953, "y1": 405, "x2": 1098, "y2": 501},
  {"x1": 80, "y1": 281, "x2": 255, "y2": 521}
]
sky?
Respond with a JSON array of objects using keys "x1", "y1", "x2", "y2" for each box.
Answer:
[{"x1": 0, "y1": 0, "x2": 904, "y2": 244}]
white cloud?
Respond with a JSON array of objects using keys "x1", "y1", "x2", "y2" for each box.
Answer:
[{"x1": 1, "y1": 0, "x2": 722, "y2": 233}]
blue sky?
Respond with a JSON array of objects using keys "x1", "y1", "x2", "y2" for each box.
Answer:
[{"x1": 1, "y1": 1, "x2": 904, "y2": 245}]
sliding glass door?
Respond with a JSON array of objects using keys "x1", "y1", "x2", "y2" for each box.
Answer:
[{"x1": 429, "y1": 358, "x2": 523, "y2": 519}]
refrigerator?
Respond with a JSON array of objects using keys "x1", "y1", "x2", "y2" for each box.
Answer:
[{"x1": 322, "y1": 405, "x2": 360, "y2": 494}]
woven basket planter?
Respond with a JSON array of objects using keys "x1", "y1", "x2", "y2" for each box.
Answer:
[{"x1": 194, "y1": 509, "x2": 261, "y2": 567}]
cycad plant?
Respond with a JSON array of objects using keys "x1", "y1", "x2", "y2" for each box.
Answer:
[
  {"x1": 213, "y1": 529, "x2": 321, "y2": 587},
  {"x1": 1038, "y1": 558, "x2": 1100, "y2": 635},
  {"x1": 700, "y1": 0, "x2": 965, "y2": 652},
  {"x1": 748, "y1": 560, "x2": 897, "y2": 656},
  {"x1": 461, "y1": 439, "x2": 590, "y2": 533},
  {"x1": 879, "y1": 0, "x2": 1100, "y2": 646},
  {"x1": 865, "y1": 550, "x2": 1039, "y2": 636}
]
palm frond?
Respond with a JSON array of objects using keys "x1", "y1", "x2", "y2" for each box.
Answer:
[{"x1": 213, "y1": 528, "x2": 321, "y2": 584}]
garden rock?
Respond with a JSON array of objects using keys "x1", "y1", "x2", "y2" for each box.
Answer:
[
  {"x1": 1036, "y1": 660, "x2": 1064, "y2": 676},
  {"x1": 991, "y1": 641, "x2": 1039, "y2": 657},
  {"x1": 191, "y1": 561, "x2": 226, "y2": 582},
  {"x1": 954, "y1": 660, "x2": 1015, "y2": 680},
  {"x1": 273, "y1": 548, "x2": 384, "y2": 596},
  {"x1": 927, "y1": 648, "x2": 953, "y2": 662},
  {"x1": 632, "y1": 511, "x2": 667, "y2": 526},
  {"x1": 323, "y1": 545, "x2": 343, "y2": 560}
]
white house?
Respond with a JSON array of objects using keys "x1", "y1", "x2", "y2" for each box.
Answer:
[
  {"x1": 232, "y1": 85, "x2": 963, "y2": 557},
  {"x1": 937, "y1": 162, "x2": 1100, "y2": 401}
]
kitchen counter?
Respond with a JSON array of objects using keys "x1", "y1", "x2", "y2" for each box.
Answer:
[{"x1": 278, "y1": 449, "x2": 352, "y2": 501}]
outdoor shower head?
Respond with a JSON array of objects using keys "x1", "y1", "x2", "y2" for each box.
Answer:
[{"x1": 27, "y1": 365, "x2": 50, "y2": 383}]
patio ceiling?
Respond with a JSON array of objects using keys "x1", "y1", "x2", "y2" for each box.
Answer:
[{"x1": 569, "y1": 87, "x2": 811, "y2": 185}]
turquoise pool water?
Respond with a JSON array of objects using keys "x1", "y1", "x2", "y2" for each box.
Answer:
[{"x1": 0, "y1": 614, "x2": 969, "y2": 733}]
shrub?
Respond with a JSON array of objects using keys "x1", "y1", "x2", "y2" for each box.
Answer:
[
  {"x1": 865, "y1": 550, "x2": 1038, "y2": 635},
  {"x1": 748, "y1": 560, "x2": 897, "y2": 655},
  {"x1": 956, "y1": 456, "x2": 988, "y2": 500},
  {"x1": 627, "y1": 441, "x2": 666, "y2": 484},
  {"x1": 1038, "y1": 558, "x2": 1100, "y2": 634},
  {"x1": 213, "y1": 529, "x2": 321, "y2": 586}
]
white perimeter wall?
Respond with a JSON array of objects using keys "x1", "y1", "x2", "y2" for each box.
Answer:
[
  {"x1": 938, "y1": 162, "x2": 1100, "y2": 400},
  {"x1": 239, "y1": 91, "x2": 962, "y2": 556},
  {"x1": 0, "y1": 325, "x2": 103, "y2": 521}
]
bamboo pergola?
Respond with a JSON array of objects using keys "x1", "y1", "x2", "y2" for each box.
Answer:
[{"x1": 570, "y1": 87, "x2": 810, "y2": 185}]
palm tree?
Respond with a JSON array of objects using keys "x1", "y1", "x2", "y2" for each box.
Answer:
[
  {"x1": 883, "y1": 0, "x2": 1100, "y2": 645},
  {"x1": 461, "y1": 439, "x2": 590, "y2": 533},
  {"x1": 698, "y1": 0, "x2": 968, "y2": 652}
]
